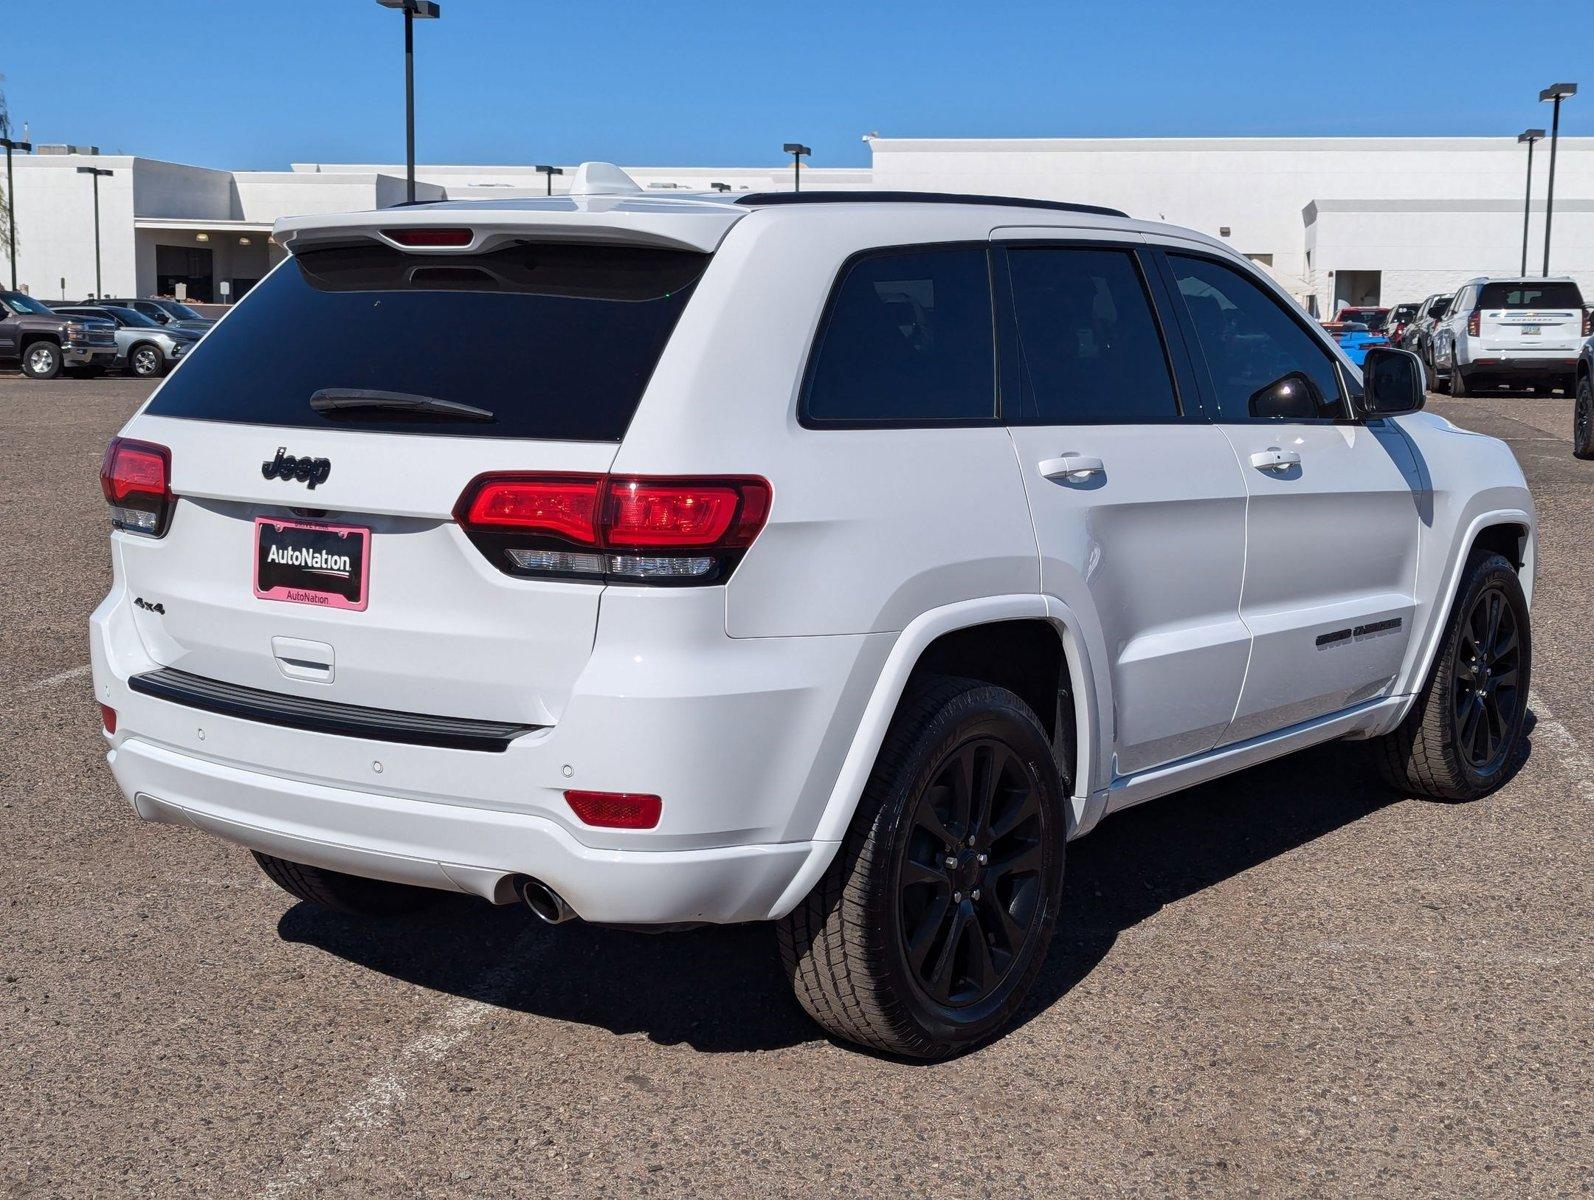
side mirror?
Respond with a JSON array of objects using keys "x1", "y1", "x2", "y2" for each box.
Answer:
[{"x1": 1358, "y1": 347, "x2": 1425, "y2": 417}]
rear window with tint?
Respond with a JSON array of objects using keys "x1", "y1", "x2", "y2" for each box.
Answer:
[
  {"x1": 802, "y1": 247, "x2": 996, "y2": 425},
  {"x1": 1477, "y1": 281, "x2": 1584, "y2": 309},
  {"x1": 144, "y1": 242, "x2": 708, "y2": 440}
]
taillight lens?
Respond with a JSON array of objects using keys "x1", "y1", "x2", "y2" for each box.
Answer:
[
  {"x1": 1467, "y1": 309, "x2": 1481, "y2": 337},
  {"x1": 564, "y1": 790, "x2": 663, "y2": 830},
  {"x1": 454, "y1": 473, "x2": 771, "y2": 584},
  {"x1": 100, "y1": 437, "x2": 173, "y2": 537},
  {"x1": 99, "y1": 704, "x2": 117, "y2": 734},
  {"x1": 1583, "y1": 308, "x2": 1592, "y2": 337}
]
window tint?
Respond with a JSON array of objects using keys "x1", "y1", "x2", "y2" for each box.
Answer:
[
  {"x1": 1478, "y1": 281, "x2": 1584, "y2": 309},
  {"x1": 144, "y1": 242, "x2": 708, "y2": 441},
  {"x1": 803, "y1": 248, "x2": 995, "y2": 424},
  {"x1": 1004, "y1": 247, "x2": 1179, "y2": 423},
  {"x1": 1169, "y1": 255, "x2": 1346, "y2": 421}
]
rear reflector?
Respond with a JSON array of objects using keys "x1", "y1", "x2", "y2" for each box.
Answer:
[
  {"x1": 100, "y1": 437, "x2": 173, "y2": 537},
  {"x1": 99, "y1": 704, "x2": 117, "y2": 734},
  {"x1": 382, "y1": 227, "x2": 473, "y2": 247},
  {"x1": 455, "y1": 473, "x2": 771, "y2": 585},
  {"x1": 564, "y1": 790, "x2": 662, "y2": 829}
]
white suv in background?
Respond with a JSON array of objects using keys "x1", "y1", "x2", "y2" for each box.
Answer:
[
  {"x1": 1432, "y1": 275, "x2": 1589, "y2": 396},
  {"x1": 91, "y1": 166, "x2": 1536, "y2": 1058}
]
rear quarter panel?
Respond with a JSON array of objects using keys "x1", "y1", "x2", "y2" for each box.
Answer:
[{"x1": 611, "y1": 207, "x2": 1041, "y2": 639}]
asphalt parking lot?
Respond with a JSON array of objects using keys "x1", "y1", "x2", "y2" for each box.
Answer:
[{"x1": 1, "y1": 375, "x2": 1589, "y2": 1198}]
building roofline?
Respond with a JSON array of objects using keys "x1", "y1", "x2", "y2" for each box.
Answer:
[{"x1": 869, "y1": 135, "x2": 1594, "y2": 153}]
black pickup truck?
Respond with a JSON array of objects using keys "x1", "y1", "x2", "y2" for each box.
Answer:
[{"x1": 0, "y1": 290, "x2": 118, "y2": 379}]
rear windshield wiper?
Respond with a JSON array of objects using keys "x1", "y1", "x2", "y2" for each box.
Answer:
[{"x1": 310, "y1": 388, "x2": 494, "y2": 422}]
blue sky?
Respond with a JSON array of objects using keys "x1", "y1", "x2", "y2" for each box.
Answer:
[{"x1": 6, "y1": 0, "x2": 1593, "y2": 170}]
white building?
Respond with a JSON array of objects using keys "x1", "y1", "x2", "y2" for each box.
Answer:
[{"x1": 7, "y1": 136, "x2": 1592, "y2": 315}]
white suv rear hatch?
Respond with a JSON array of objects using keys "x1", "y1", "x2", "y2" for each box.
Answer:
[
  {"x1": 1476, "y1": 278, "x2": 1586, "y2": 353},
  {"x1": 113, "y1": 203, "x2": 734, "y2": 728}
]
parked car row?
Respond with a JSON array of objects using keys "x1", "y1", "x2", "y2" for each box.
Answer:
[
  {"x1": 1383, "y1": 277, "x2": 1589, "y2": 396},
  {"x1": 0, "y1": 291, "x2": 214, "y2": 379}
]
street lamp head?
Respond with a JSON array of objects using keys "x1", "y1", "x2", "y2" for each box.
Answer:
[
  {"x1": 1518, "y1": 129, "x2": 1546, "y2": 143},
  {"x1": 1539, "y1": 82, "x2": 1578, "y2": 102},
  {"x1": 0, "y1": 137, "x2": 32, "y2": 152},
  {"x1": 534, "y1": 164, "x2": 564, "y2": 175},
  {"x1": 75, "y1": 166, "x2": 114, "y2": 177},
  {"x1": 783, "y1": 143, "x2": 811, "y2": 157},
  {"x1": 377, "y1": 0, "x2": 441, "y2": 14}
]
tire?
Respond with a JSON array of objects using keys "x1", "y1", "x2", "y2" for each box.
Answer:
[
  {"x1": 1574, "y1": 372, "x2": 1594, "y2": 460},
  {"x1": 21, "y1": 340, "x2": 61, "y2": 380},
  {"x1": 1371, "y1": 550, "x2": 1530, "y2": 801},
  {"x1": 128, "y1": 343, "x2": 167, "y2": 378},
  {"x1": 777, "y1": 676, "x2": 1067, "y2": 1059},
  {"x1": 1451, "y1": 365, "x2": 1470, "y2": 398},
  {"x1": 252, "y1": 851, "x2": 441, "y2": 916}
]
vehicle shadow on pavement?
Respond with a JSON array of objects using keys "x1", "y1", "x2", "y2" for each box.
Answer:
[{"x1": 277, "y1": 728, "x2": 1539, "y2": 1058}]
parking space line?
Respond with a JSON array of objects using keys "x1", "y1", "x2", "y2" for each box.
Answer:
[
  {"x1": 18, "y1": 664, "x2": 92, "y2": 695},
  {"x1": 1528, "y1": 689, "x2": 1594, "y2": 805},
  {"x1": 257, "y1": 928, "x2": 544, "y2": 1199}
]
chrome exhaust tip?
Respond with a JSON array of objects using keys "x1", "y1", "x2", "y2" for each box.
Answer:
[{"x1": 520, "y1": 878, "x2": 576, "y2": 925}]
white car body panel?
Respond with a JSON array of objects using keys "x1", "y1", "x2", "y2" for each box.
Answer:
[{"x1": 91, "y1": 185, "x2": 1535, "y2": 925}]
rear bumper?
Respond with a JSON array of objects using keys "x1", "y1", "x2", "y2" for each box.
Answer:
[
  {"x1": 90, "y1": 579, "x2": 884, "y2": 923},
  {"x1": 111, "y1": 736, "x2": 818, "y2": 923},
  {"x1": 1457, "y1": 349, "x2": 1578, "y2": 376}
]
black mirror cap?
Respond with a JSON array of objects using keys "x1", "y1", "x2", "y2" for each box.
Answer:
[{"x1": 1359, "y1": 347, "x2": 1426, "y2": 418}]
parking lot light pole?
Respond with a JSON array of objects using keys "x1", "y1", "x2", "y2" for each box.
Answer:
[
  {"x1": 1, "y1": 134, "x2": 33, "y2": 289},
  {"x1": 783, "y1": 143, "x2": 811, "y2": 192},
  {"x1": 534, "y1": 164, "x2": 563, "y2": 196},
  {"x1": 75, "y1": 166, "x2": 113, "y2": 296},
  {"x1": 1516, "y1": 129, "x2": 1544, "y2": 276},
  {"x1": 1538, "y1": 83, "x2": 1577, "y2": 276},
  {"x1": 376, "y1": 0, "x2": 441, "y2": 204}
]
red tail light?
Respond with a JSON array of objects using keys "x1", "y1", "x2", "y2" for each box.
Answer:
[
  {"x1": 383, "y1": 227, "x2": 473, "y2": 247},
  {"x1": 1467, "y1": 309, "x2": 1481, "y2": 337},
  {"x1": 1583, "y1": 308, "x2": 1592, "y2": 337},
  {"x1": 99, "y1": 704, "x2": 117, "y2": 734},
  {"x1": 100, "y1": 437, "x2": 173, "y2": 537},
  {"x1": 455, "y1": 473, "x2": 771, "y2": 584},
  {"x1": 564, "y1": 790, "x2": 663, "y2": 829}
]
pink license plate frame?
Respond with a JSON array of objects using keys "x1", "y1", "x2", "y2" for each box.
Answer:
[{"x1": 253, "y1": 517, "x2": 371, "y2": 612}]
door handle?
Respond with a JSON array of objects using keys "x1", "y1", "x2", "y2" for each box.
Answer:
[
  {"x1": 1249, "y1": 447, "x2": 1301, "y2": 472},
  {"x1": 1039, "y1": 454, "x2": 1105, "y2": 481}
]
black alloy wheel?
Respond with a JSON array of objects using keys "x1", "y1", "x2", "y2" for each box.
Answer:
[
  {"x1": 897, "y1": 737, "x2": 1045, "y2": 1008},
  {"x1": 1451, "y1": 584, "x2": 1523, "y2": 773},
  {"x1": 1574, "y1": 373, "x2": 1594, "y2": 459}
]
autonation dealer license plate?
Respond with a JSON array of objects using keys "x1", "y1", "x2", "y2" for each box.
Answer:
[{"x1": 254, "y1": 517, "x2": 370, "y2": 611}]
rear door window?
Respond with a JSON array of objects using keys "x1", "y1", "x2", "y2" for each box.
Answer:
[
  {"x1": 802, "y1": 247, "x2": 996, "y2": 425},
  {"x1": 1002, "y1": 246, "x2": 1180, "y2": 423},
  {"x1": 144, "y1": 242, "x2": 709, "y2": 441},
  {"x1": 1478, "y1": 281, "x2": 1584, "y2": 309},
  {"x1": 1168, "y1": 254, "x2": 1347, "y2": 422}
]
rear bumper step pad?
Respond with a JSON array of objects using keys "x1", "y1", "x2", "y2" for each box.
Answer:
[{"x1": 128, "y1": 667, "x2": 539, "y2": 752}]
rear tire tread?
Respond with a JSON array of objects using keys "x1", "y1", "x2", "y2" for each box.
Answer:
[
  {"x1": 252, "y1": 851, "x2": 438, "y2": 916},
  {"x1": 778, "y1": 676, "x2": 1058, "y2": 1058}
]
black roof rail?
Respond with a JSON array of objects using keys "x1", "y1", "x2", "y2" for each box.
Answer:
[{"x1": 732, "y1": 190, "x2": 1128, "y2": 218}]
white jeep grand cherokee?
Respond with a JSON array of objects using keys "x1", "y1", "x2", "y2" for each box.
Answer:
[{"x1": 92, "y1": 165, "x2": 1535, "y2": 1058}]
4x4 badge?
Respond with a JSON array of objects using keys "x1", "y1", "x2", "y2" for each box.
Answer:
[{"x1": 262, "y1": 447, "x2": 332, "y2": 490}]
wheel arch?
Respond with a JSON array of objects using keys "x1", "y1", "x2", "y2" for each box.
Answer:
[
  {"x1": 770, "y1": 594, "x2": 1109, "y2": 919},
  {"x1": 1373, "y1": 508, "x2": 1535, "y2": 738}
]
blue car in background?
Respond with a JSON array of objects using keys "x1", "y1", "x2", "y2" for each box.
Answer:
[{"x1": 1332, "y1": 323, "x2": 1389, "y2": 366}]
